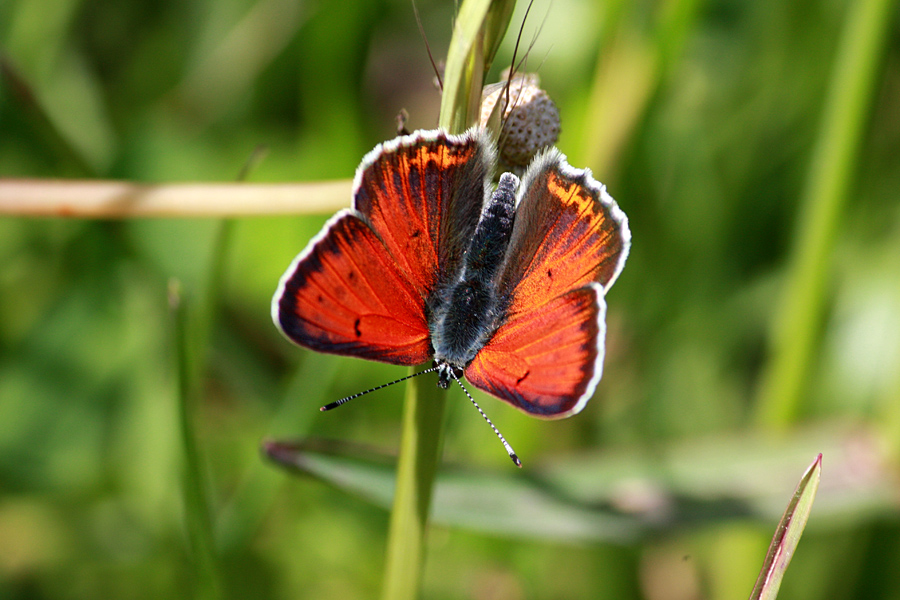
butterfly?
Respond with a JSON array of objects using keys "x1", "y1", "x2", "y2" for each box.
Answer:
[{"x1": 272, "y1": 128, "x2": 630, "y2": 465}]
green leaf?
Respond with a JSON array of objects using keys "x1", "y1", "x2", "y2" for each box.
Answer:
[
  {"x1": 264, "y1": 428, "x2": 892, "y2": 544},
  {"x1": 263, "y1": 439, "x2": 643, "y2": 544},
  {"x1": 438, "y1": 0, "x2": 493, "y2": 132},
  {"x1": 748, "y1": 454, "x2": 823, "y2": 600}
]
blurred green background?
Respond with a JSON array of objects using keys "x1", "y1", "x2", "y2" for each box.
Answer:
[{"x1": 2, "y1": 0, "x2": 899, "y2": 598}]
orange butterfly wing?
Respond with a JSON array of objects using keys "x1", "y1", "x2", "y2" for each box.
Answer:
[
  {"x1": 273, "y1": 211, "x2": 431, "y2": 365},
  {"x1": 465, "y1": 151, "x2": 631, "y2": 417},
  {"x1": 353, "y1": 129, "x2": 492, "y2": 297},
  {"x1": 273, "y1": 129, "x2": 494, "y2": 365},
  {"x1": 498, "y1": 150, "x2": 630, "y2": 301},
  {"x1": 465, "y1": 285, "x2": 607, "y2": 417}
]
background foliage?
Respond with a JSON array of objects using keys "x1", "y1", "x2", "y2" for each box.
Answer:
[{"x1": 1, "y1": 0, "x2": 899, "y2": 598}]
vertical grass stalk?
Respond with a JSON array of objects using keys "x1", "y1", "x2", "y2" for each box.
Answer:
[
  {"x1": 170, "y1": 280, "x2": 222, "y2": 600},
  {"x1": 381, "y1": 2, "x2": 515, "y2": 599},
  {"x1": 754, "y1": 0, "x2": 895, "y2": 427},
  {"x1": 171, "y1": 210, "x2": 235, "y2": 597}
]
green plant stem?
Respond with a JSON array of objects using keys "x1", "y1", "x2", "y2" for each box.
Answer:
[
  {"x1": 381, "y1": 2, "x2": 515, "y2": 598},
  {"x1": 754, "y1": 0, "x2": 894, "y2": 428},
  {"x1": 380, "y1": 372, "x2": 448, "y2": 600}
]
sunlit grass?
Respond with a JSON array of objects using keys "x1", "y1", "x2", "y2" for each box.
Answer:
[{"x1": 755, "y1": 0, "x2": 897, "y2": 428}]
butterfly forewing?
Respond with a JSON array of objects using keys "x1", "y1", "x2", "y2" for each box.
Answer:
[
  {"x1": 498, "y1": 150, "x2": 630, "y2": 304},
  {"x1": 274, "y1": 129, "x2": 495, "y2": 367},
  {"x1": 353, "y1": 129, "x2": 493, "y2": 298}
]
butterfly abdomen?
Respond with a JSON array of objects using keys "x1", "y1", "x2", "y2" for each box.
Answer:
[
  {"x1": 430, "y1": 173, "x2": 519, "y2": 367},
  {"x1": 464, "y1": 174, "x2": 518, "y2": 281}
]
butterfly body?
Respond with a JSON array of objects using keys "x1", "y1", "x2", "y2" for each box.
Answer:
[
  {"x1": 274, "y1": 128, "x2": 630, "y2": 418},
  {"x1": 429, "y1": 172, "x2": 518, "y2": 384}
]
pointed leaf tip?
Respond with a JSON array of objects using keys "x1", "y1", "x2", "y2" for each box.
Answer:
[{"x1": 749, "y1": 453, "x2": 822, "y2": 600}]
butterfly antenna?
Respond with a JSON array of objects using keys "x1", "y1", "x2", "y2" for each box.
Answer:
[
  {"x1": 412, "y1": 0, "x2": 442, "y2": 91},
  {"x1": 450, "y1": 371, "x2": 522, "y2": 467},
  {"x1": 320, "y1": 366, "x2": 440, "y2": 411}
]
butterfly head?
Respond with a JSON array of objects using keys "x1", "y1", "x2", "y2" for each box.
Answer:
[{"x1": 435, "y1": 361, "x2": 463, "y2": 390}]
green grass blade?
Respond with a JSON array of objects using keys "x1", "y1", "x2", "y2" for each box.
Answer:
[
  {"x1": 169, "y1": 280, "x2": 222, "y2": 600},
  {"x1": 749, "y1": 454, "x2": 823, "y2": 600},
  {"x1": 167, "y1": 169, "x2": 238, "y2": 592},
  {"x1": 438, "y1": 0, "x2": 494, "y2": 133},
  {"x1": 0, "y1": 55, "x2": 97, "y2": 177},
  {"x1": 755, "y1": 0, "x2": 895, "y2": 427},
  {"x1": 580, "y1": 0, "x2": 703, "y2": 173},
  {"x1": 481, "y1": 0, "x2": 516, "y2": 76},
  {"x1": 380, "y1": 372, "x2": 448, "y2": 600}
]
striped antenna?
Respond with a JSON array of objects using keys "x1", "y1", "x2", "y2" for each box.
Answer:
[
  {"x1": 320, "y1": 366, "x2": 440, "y2": 411},
  {"x1": 450, "y1": 370, "x2": 522, "y2": 468}
]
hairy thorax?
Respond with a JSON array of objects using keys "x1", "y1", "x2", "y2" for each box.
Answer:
[{"x1": 429, "y1": 173, "x2": 519, "y2": 376}]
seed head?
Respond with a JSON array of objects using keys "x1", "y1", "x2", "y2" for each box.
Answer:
[{"x1": 480, "y1": 73, "x2": 561, "y2": 168}]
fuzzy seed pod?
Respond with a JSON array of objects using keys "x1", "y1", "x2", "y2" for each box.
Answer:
[{"x1": 480, "y1": 73, "x2": 561, "y2": 168}]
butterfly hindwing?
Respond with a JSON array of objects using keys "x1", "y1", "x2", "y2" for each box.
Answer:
[
  {"x1": 465, "y1": 284, "x2": 606, "y2": 418},
  {"x1": 273, "y1": 210, "x2": 432, "y2": 365},
  {"x1": 467, "y1": 151, "x2": 630, "y2": 416}
]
